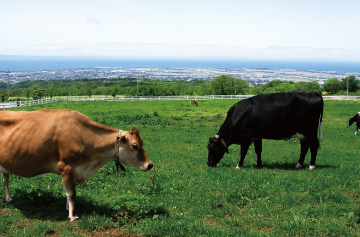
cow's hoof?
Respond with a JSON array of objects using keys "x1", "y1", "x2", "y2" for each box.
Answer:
[
  {"x1": 295, "y1": 163, "x2": 303, "y2": 168},
  {"x1": 235, "y1": 165, "x2": 241, "y2": 169},
  {"x1": 69, "y1": 216, "x2": 80, "y2": 222},
  {"x1": 309, "y1": 165, "x2": 315, "y2": 170}
]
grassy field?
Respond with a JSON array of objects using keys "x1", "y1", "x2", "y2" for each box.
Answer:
[{"x1": 1, "y1": 99, "x2": 360, "y2": 236}]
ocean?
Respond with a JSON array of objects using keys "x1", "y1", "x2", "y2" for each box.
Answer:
[{"x1": 0, "y1": 57, "x2": 359, "y2": 72}]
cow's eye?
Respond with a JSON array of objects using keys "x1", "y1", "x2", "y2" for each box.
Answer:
[{"x1": 132, "y1": 144, "x2": 139, "y2": 150}]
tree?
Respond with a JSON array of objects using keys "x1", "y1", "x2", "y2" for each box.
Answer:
[
  {"x1": 211, "y1": 75, "x2": 248, "y2": 95},
  {"x1": 0, "y1": 90, "x2": 5, "y2": 102},
  {"x1": 260, "y1": 80, "x2": 284, "y2": 94},
  {"x1": 111, "y1": 87, "x2": 119, "y2": 98},
  {"x1": 32, "y1": 90, "x2": 39, "y2": 100},
  {"x1": 342, "y1": 75, "x2": 360, "y2": 93},
  {"x1": 47, "y1": 87, "x2": 56, "y2": 98},
  {"x1": 211, "y1": 75, "x2": 234, "y2": 94},
  {"x1": 273, "y1": 82, "x2": 295, "y2": 93},
  {"x1": 175, "y1": 80, "x2": 185, "y2": 96},
  {"x1": 249, "y1": 86, "x2": 262, "y2": 95},
  {"x1": 104, "y1": 87, "x2": 112, "y2": 97},
  {"x1": 24, "y1": 89, "x2": 31, "y2": 99},
  {"x1": 234, "y1": 79, "x2": 249, "y2": 94},
  {"x1": 324, "y1": 78, "x2": 342, "y2": 94},
  {"x1": 305, "y1": 81, "x2": 321, "y2": 93},
  {"x1": 87, "y1": 87, "x2": 92, "y2": 98},
  {"x1": 199, "y1": 82, "x2": 212, "y2": 95},
  {"x1": 294, "y1": 81, "x2": 322, "y2": 94}
]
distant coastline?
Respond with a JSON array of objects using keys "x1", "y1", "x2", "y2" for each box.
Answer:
[{"x1": 0, "y1": 56, "x2": 359, "y2": 72}]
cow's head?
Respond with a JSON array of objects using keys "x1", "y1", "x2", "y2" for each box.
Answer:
[
  {"x1": 349, "y1": 117, "x2": 355, "y2": 126},
  {"x1": 349, "y1": 113, "x2": 360, "y2": 126},
  {"x1": 207, "y1": 135, "x2": 228, "y2": 167},
  {"x1": 116, "y1": 127, "x2": 153, "y2": 171}
]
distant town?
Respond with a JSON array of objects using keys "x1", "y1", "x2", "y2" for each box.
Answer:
[{"x1": 1, "y1": 67, "x2": 359, "y2": 86}]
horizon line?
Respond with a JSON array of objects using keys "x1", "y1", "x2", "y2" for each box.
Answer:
[{"x1": 1, "y1": 55, "x2": 360, "y2": 63}]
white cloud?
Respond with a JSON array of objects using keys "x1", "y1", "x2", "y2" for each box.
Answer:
[{"x1": 86, "y1": 18, "x2": 102, "y2": 25}]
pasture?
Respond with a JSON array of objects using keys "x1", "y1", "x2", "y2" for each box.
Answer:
[{"x1": 1, "y1": 99, "x2": 360, "y2": 236}]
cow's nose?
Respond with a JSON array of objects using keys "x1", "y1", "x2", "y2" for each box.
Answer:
[
  {"x1": 147, "y1": 163, "x2": 154, "y2": 170},
  {"x1": 207, "y1": 161, "x2": 216, "y2": 167}
]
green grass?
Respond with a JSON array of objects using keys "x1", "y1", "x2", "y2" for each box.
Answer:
[{"x1": 2, "y1": 99, "x2": 360, "y2": 236}]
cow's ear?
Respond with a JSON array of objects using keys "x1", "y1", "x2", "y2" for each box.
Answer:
[
  {"x1": 117, "y1": 135, "x2": 127, "y2": 147},
  {"x1": 129, "y1": 127, "x2": 139, "y2": 135}
]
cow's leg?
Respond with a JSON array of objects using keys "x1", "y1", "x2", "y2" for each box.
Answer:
[
  {"x1": 296, "y1": 139, "x2": 309, "y2": 168},
  {"x1": 236, "y1": 142, "x2": 251, "y2": 168},
  {"x1": 254, "y1": 139, "x2": 263, "y2": 167},
  {"x1": 61, "y1": 168, "x2": 79, "y2": 222},
  {"x1": 309, "y1": 139, "x2": 320, "y2": 170},
  {"x1": 1, "y1": 173, "x2": 12, "y2": 203}
]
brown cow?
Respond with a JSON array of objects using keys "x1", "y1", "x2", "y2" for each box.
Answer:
[
  {"x1": 0, "y1": 110, "x2": 153, "y2": 222},
  {"x1": 190, "y1": 99, "x2": 198, "y2": 107}
]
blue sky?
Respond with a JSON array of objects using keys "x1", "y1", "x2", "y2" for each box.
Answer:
[{"x1": 1, "y1": 0, "x2": 360, "y2": 60}]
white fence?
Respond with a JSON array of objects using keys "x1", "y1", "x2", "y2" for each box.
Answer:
[{"x1": 1, "y1": 95, "x2": 360, "y2": 109}]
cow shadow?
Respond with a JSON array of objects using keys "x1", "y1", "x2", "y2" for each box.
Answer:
[
  {"x1": 7, "y1": 189, "x2": 116, "y2": 221},
  {"x1": 8, "y1": 189, "x2": 168, "y2": 222},
  {"x1": 262, "y1": 162, "x2": 337, "y2": 170},
  {"x1": 220, "y1": 162, "x2": 337, "y2": 170}
]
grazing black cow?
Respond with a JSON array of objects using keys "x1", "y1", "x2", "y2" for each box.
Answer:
[
  {"x1": 349, "y1": 112, "x2": 360, "y2": 135},
  {"x1": 207, "y1": 92, "x2": 323, "y2": 170}
]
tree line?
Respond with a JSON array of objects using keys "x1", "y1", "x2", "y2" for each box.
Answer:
[
  {"x1": 0, "y1": 75, "x2": 358, "y2": 101},
  {"x1": 322, "y1": 76, "x2": 359, "y2": 94}
]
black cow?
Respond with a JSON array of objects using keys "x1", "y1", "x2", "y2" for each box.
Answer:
[
  {"x1": 207, "y1": 92, "x2": 323, "y2": 170},
  {"x1": 349, "y1": 112, "x2": 360, "y2": 135}
]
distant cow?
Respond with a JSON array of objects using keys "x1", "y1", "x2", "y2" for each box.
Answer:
[
  {"x1": 349, "y1": 112, "x2": 360, "y2": 135},
  {"x1": 0, "y1": 110, "x2": 153, "y2": 222},
  {"x1": 207, "y1": 92, "x2": 323, "y2": 170},
  {"x1": 190, "y1": 99, "x2": 198, "y2": 107}
]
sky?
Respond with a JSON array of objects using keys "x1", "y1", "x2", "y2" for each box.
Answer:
[{"x1": 1, "y1": 0, "x2": 360, "y2": 61}]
